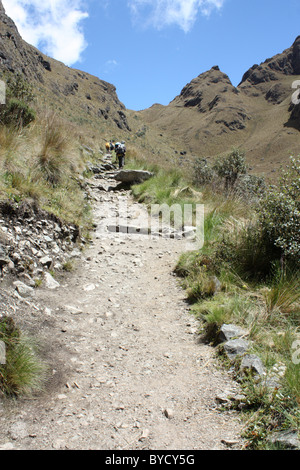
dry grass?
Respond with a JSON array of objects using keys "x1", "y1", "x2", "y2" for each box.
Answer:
[{"x1": 30, "y1": 111, "x2": 79, "y2": 185}]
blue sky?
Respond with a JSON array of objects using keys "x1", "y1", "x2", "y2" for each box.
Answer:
[{"x1": 2, "y1": 0, "x2": 300, "y2": 110}]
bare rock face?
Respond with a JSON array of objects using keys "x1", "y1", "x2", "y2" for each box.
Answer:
[
  {"x1": 239, "y1": 36, "x2": 300, "y2": 99},
  {"x1": 172, "y1": 66, "x2": 241, "y2": 114}
]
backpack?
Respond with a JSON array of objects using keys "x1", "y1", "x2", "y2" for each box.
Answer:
[{"x1": 116, "y1": 143, "x2": 126, "y2": 156}]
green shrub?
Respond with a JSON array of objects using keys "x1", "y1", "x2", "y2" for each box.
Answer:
[
  {"x1": 259, "y1": 157, "x2": 300, "y2": 268},
  {"x1": 213, "y1": 148, "x2": 247, "y2": 191},
  {"x1": 192, "y1": 158, "x2": 214, "y2": 186},
  {"x1": 0, "y1": 72, "x2": 36, "y2": 128},
  {"x1": 216, "y1": 222, "x2": 280, "y2": 280},
  {"x1": 3, "y1": 72, "x2": 35, "y2": 103},
  {"x1": 0, "y1": 98, "x2": 36, "y2": 128}
]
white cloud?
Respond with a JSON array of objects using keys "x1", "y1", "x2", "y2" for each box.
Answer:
[
  {"x1": 2, "y1": 0, "x2": 88, "y2": 65},
  {"x1": 128, "y1": 0, "x2": 225, "y2": 32}
]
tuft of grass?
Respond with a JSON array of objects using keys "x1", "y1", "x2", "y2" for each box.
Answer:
[
  {"x1": 0, "y1": 317, "x2": 48, "y2": 397},
  {"x1": 33, "y1": 112, "x2": 76, "y2": 185},
  {"x1": 263, "y1": 269, "x2": 300, "y2": 318}
]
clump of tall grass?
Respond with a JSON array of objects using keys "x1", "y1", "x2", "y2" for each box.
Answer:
[
  {"x1": 263, "y1": 268, "x2": 300, "y2": 319},
  {"x1": 0, "y1": 317, "x2": 48, "y2": 397},
  {"x1": 32, "y1": 112, "x2": 78, "y2": 186},
  {"x1": 0, "y1": 125, "x2": 21, "y2": 163}
]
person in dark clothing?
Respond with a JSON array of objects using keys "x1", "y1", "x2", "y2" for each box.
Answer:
[{"x1": 115, "y1": 141, "x2": 126, "y2": 169}]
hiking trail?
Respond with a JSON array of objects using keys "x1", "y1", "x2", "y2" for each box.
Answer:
[{"x1": 0, "y1": 159, "x2": 243, "y2": 450}]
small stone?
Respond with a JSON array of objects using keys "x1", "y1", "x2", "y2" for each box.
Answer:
[
  {"x1": 215, "y1": 393, "x2": 230, "y2": 404},
  {"x1": 83, "y1": 283, "x2": 96, "y2": 292},
  {"x1": 240, "y1": 354, "x2": 265, "y2": 377},
  {"x1": 40, "y1": 256, "x2": 53, "y2": 269},
  {"x1": 13, "y1": 281, "x2": 34, "y2": 298},
  {"x1": 9, "y1": 421, "x2": 28, "y2": 440},
  {"x1": 57, "y1": 394, "x2": 67, "y2": 400},
  {"x1": 44, "y1": 272, "x2": 60, "y2": 289},
  {"x1": 269, "y1": 430, "x2": 300, "y2": 450},
  {"x1": 52, "y1": 439, "x2": 66, "y2": 450},
  {"x1": 164, "y1": 408, "x2": 174, "y2": 419},
  {"x1": 222, "y1": 339, "x2": 250, "y2": 360},
  {"x1": 0, "y1": 443, "x2": 14, "y2": 450},
  {"x1": 218, "y1": 324, "x2": 248, "y2": 343},
  {"x1": 64, "y1": 305, "x2": 83, "y2": 315},
  {"x1": 139, "y1": 429, "x2": 150, "y2": 441}
]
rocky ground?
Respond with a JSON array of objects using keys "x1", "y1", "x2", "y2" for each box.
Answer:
[{"x1": 0, "y1": 160, "x2": 244, "y2": 450}]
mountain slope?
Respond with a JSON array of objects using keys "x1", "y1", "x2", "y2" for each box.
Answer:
[
  {"x1": 139, "y1": 38, "x2": 300, "y2": 177},
  {"x1": 0, "y1": 1, "x2": 130, "y2": 140}
]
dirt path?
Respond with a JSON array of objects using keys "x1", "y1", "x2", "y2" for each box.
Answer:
[{"x1": 0, "y1": 169, "x2": 243, "y2": 450}]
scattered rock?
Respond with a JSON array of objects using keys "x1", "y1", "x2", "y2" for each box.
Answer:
[
  {"x1": 13, "y1": 280, "x2": 34, "y2": 298},
  {"x1": 218, "y1": 324, "x2": 248, "y2": 343},
  {"x1": 40, "y1": 256, "x2": 53, "y2": 269},
  {"x1": 43, "y1": 272, "x2": 60, "y2": 290},
  {"x1": 222, "y1": 339, "x2": 250, "y2": 361},
  {"x1": 269, "y1": 430, "x2": 300, "y2": 450},
  {"x1": 9, "y1": 421, "x2": 28, "y2": 440},
  {"x1": 0, "y1": 443, "x2": 14, "y2": 450},
  {"x1": 64, "y1": 305, "x2": 83, "y2": 315},
  {"x1": 139, "y1": 429, "x2": 150, "y2": 441},
  {"x1": 240, "y1": 354, "x2": 266, "y2": 377},
  {"x1": 163, "y1": 408, "x2": 175, "y2": 419}
]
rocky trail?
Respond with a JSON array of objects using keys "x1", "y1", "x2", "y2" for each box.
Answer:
[{"x1": 0, "y1": 158, "x2": 244, "y2": 451}]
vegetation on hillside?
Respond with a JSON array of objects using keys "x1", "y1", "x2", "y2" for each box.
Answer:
[{"x1": 0, "y1": 72, "x2": 95, "y2": 231}]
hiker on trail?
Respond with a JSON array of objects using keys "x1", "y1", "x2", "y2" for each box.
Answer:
[
  {"x1": 115, "y1": 141, "x2": 126, "y2": 169},
  {"x1": 105, "y1": 141, "x2": 110, "y2": 154}
]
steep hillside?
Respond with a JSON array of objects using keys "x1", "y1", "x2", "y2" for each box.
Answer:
[
  {"x1": 139, "y1": 38, "x2": 300, "y2": 177},
  {"x1": 0, "y1": 1, "x2": 130, "y2": 144}
]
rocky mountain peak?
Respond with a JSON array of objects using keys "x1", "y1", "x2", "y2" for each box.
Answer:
[
  {"x1": 171, "y1": 66, "x2": 238, "y2": 113},
  {"x1": 240, "y1": 36, "x2": 300, "y2": 88}
]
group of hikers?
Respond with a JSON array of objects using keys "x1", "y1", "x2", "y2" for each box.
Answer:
[{"x1": 105, "y1": 140, "x2": 126, "y2": 169}]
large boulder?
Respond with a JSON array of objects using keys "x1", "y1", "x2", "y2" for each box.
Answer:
[{"x1": 114, "y1": 170, "x2": 154, "y2": 184}]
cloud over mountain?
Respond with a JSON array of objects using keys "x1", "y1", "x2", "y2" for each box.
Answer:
[{"x1": 2, "y1": 0, "x2": 88, "y2": 65}]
